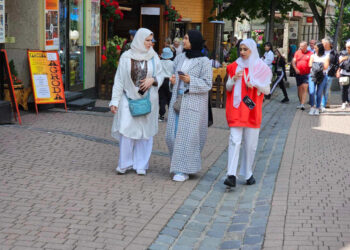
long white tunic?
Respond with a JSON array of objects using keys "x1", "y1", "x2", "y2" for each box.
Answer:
[{"x1": 109, "y1": 51, "x2": 164, "y2": 140}]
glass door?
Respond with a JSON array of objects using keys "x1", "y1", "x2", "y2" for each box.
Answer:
[{"x1": 59, "y1": 0, "x2": 84, "y2": 91}]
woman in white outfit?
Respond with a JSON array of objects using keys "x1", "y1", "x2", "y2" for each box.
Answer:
[
  {"x1": 224, "y1": 39, "x2": 272, "y2": 188},
  {"x1": 109, "y1": 28, "x2": 163, "y2": 175},
  {"x1": 262, "y1": 42, "x2": 274, "y2": 70}
]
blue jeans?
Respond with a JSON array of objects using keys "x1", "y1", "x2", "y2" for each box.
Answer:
[
  {"x1": 321, "y1": 76, "x2": 333, "y2": 107},
  {"x1": 309, "y1": 75, "x2": 327, "y2": 108}
]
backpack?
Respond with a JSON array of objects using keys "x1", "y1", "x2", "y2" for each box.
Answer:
[{"x1": 311, "y1": 62, "x2": 324, "y2": 85}]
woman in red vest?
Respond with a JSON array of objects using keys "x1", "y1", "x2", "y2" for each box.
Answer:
[{"x1": 224, "y1": 38, "x2": 272, "y2": 188}]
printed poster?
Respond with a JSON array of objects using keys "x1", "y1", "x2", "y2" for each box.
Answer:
[
  {"x1": 0, "y1": 0, "x2": 5, "y2": 43},
  {"x1": 86, "y1": 0, "x2": 100, "y2": 46},
  {"x1": 28, "y1": 50, "x2": 66, "y2": 104},
  {"x1": 45, "y1": 0, "x2": 59, "y2": 50}
]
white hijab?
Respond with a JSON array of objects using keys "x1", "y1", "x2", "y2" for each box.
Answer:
[
  {"x1": 125, "y1": 28, "x2": 157, "y2": 61},
  {"x1": 233, "y1": 38, "x2": 272, "y2": 108}
]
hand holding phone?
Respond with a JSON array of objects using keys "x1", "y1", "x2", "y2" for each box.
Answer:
[{"x1": 177, "y1": 71, "x2": 185, "y2": 75}]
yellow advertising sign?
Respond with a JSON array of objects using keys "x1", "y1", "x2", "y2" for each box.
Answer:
[{"x1": 27, "y1": 50, "x2": 67, "y2": 113}]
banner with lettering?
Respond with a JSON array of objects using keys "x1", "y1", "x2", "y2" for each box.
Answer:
[{"x1": 27, "y1": 50, "x2": 66, "y2": 113}]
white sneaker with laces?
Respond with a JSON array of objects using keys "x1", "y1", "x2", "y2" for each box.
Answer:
[
  {"x1": 320, "y1": 106, "x2": 326, "y2": 113},
  {"x1": 341, "y1": 103, "x2": 347, "y2": 110},
  {"x1": 136, "y1": 169, "x2": 146, "y2": 175},
  {"x1": 309, "y1": 107, "x2": 316, "y2": 115},
  {"x1": 116, "y1": 166, "x2": 132, "y2": 174},
  {"x1": 314, "y1": 109, "x2": 320, "y2": 116},
  {"x1": 296, "y1": 104, "x2": 303, "y2": 109},
  {"x1": 173, "y1": 173, "x2": 189, "y2": 182}
]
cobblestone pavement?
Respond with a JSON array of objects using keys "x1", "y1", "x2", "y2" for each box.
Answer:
[
  {"x1": 150, "y1": 83, "x2": 298, "y2": 250},
  {"x1": 263, "y1": 90, "x2": 350, "y2": 250},
  {"x1": 0, "y1": 98, "x2": 230, "y2": 249}
]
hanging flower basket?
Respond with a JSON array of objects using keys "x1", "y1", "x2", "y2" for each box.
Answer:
[
  {"x1": 164, "y1": 5, "x2": 182, "y2": 22},
  {"x1": 101, "y1": 0, "x2": 124, "y2": 22}
]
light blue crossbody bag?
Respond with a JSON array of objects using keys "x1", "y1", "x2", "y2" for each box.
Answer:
[{"x1": 126, "y1": 57, "x2": 155, "y2": 117}]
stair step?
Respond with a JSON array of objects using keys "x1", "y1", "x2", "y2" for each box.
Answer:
[
  {"x1": 65, "y1": 91, "x2": 83, "y2": 102},
  {"x1": 67, "y1": 98, "x2": 96, "y2": 110}
]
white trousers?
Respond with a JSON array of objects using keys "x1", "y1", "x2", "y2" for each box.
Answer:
[
  {"x1": 227, "y1": 127, "x2": 260, "y2": 180},
  {"x1": 118, "y1": 135, "x2": 153, "y2": 171}
]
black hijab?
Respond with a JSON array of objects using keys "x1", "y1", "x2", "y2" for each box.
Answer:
[{"x1": 184, "y1": 30, "x2": 205, "y2": 59}]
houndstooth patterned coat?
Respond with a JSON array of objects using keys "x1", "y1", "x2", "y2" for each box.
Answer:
[{"x1": 166, "y1": 53, "x2": 213, "y2": 174}]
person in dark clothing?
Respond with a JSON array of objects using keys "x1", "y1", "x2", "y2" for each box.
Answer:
[{"x1": 271, "y1": 49, "x2": 289, "y2": 103}]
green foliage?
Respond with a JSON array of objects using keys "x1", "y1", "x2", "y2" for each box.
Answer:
[
  {"x1": 228, "y1": 47, "x2": 238, "y2": 63},
  {"x1": 211, "y1": 0, "x2": 302, "y2": 23},
  {"x1": 102, "y1": 35, "x2": 126, "y2": 72},
  {"x1": 9, "y1": 60, "x2": 18, "y2": 77},
  {"x1": 164, "y1": 5, "x2": 182, "y2": 22},
  {"x1": 328, "y1": 0, "x2": 350, "y2": 49}
]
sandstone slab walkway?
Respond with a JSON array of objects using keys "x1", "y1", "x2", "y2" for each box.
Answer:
[{"x1": 263, "y1": 93, "x2": 350, "y2": 250}]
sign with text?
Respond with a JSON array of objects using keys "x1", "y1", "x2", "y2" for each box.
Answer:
[
  {"x1": 306, "y1": 17, "x2": 313, "y2": 23},
  {"x1": 45, "y1": 0, "x2": 59, "y2": 50},
  {"x1": 27, "y1": 50, "x2": 66, "y2": 113}
]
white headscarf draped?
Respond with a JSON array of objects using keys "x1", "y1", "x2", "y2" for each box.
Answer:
[
  {"x1": 126, "y1": 28, "x2": 157, "y2": 61},
  {"x1": 233, "y1": 38, "x2": 272, "y2": 108}
]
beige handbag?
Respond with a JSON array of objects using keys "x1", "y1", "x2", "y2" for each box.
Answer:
[
  {"x1": 339, "y1": 76, "x2": 350, "y2": 86},
  {"x1": 173, "y1": 95, "x2": 183, "y2": 113}
]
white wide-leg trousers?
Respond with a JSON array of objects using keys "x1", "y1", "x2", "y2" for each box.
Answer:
[
  {"x1": 118, "y1": 135, "x2": 153, "y2": 171},
  {"x1": 227, "y1": 127, "x2": 260, "y2": 180}
]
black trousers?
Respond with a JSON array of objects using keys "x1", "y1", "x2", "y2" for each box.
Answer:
[
  {"x1": 342, "y1": 84, "x2": 350, "y2": 103},
  {"x1": 159, "y1": 78, "x2": 172, "y2": 116},
  {"x1": 271, "y1": 71, "x2": 288, "y2": 99}
]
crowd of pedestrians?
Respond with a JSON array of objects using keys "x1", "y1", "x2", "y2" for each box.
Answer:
[
  {"x1": 292, "y1": 37, "x2": 349, "y2": 114},
  {"x1": 108, "y1": 27, "x2": 274, "y2": 189},
  {"x1": 108, "y1": 27, "x2": 348, "y2": 188}
]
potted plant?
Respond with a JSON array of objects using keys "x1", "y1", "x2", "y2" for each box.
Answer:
[
  {"x1": 98, "y1": 35, "x2": 126, "y2": 99},
  {"x1": 164, "y1": 5, "x2": 182, "y2": 22}
]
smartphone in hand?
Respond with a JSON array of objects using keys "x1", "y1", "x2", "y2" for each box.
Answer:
[
  {"x1": 177, "y1": 71, "x2": 185, "y2": 75},
  {"x1": 138, "y1": 88, "x2": 145, "y2": 95}
]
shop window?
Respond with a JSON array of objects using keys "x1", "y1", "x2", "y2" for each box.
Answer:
[{"x1": 59, "y1": 0, "x2": 84, "y2": 91}]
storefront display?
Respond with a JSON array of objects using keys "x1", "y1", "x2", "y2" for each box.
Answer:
[
  {"x1": 45, "y1": 0, "x2": 60, "y2": 50},
  {"x1": 0, "y1": 0, "x2": 5, "y2": 43}
]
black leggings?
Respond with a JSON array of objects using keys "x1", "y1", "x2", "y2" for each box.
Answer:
[{"x1": 158, "y1": 78, "x2": 172, "y2": 116}]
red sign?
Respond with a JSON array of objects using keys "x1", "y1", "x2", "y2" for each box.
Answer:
[
  {"x1": 306, "y1": 17, "x2": 313, "y2": 23},
  {"x1": 293, "y1": 11, "x2": 303, "y2": 17}
]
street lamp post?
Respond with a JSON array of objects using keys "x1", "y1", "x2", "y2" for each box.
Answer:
[{"x1": 210, "y1": 20, "x2": 225, "y2": 63}]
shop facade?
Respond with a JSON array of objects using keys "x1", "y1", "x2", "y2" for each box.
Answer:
[{"x1": 4, "y1": 0, "x2": 99, "y2": 96}]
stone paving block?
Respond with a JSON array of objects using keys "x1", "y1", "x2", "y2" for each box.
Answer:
[
  {"x1": 156, "y1": 234, "x2": 175, "y2": 245},
  {"x1": 166, "y1": 219, "x2": 187, "y2": 230},
  {"x1": 185, "y1": 222, "x2": 207, "y2": 232},
  {"x1": 148, "y1": 243, "x2": 169, "y2": 250},
  {"x1": 198, "y1": 237, "x2": 222, "y2": 249},
  {"x1": 175, "y1": 235, "x2": 198, "y2": 246},
  {"x1": 228, "y1": 224, "x2": 246, "y2": 232},
  {"x1": 243, "y1": 234, "x2": 263, "y2": 245},
  {"x1": 220, "y1": 240, "x2": 241, "y2": 249},
  {"x1": 159, "y1": 227, "x2": 180, "y2": 238}
]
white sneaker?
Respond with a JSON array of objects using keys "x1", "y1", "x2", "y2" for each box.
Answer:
[
  {"x1": 341, "y1": 103, "x2": 347, "y2": 110},
  {"x1": 116, "y1": 166, "x2": 132, "y2": 174},
  {"x1": 314, "y1": 109, "x2": 320, "y2": 116},
  {"x1": 172, "y1": 173, "x2": 189, "y2": 182},
  {"x1": 136, "y1": 169, "x2": 146, "y2": 175},
  {"x1": 309, "y1": 107, "x2": 316, "y2": 115},
  {"x1": 320, "y1": 106, "x2": 326, "y2": 113},
  {"x1": 296, "y1": 104, "x2": 303, "y2": 109}
]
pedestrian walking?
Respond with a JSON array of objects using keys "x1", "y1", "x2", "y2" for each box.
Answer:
[
  {"x1": 109, "y1": 28, "x2": 163, "y2": 175},
  {"x1": 262, "y1": 42, "x2": 274, "y2": 70},
  {"x1": 270, "y1": 49, "x2": 289, "y2": 103},
  {"x1": 308, "y1": 39, "x2": 316, "y2": 53},
  {"x1": 308, "y1": 42, "x2": 329, "y2": 116},
  {"x1": 337, "y1": 41, "x2": 350, "y2": 110},
  {"x1": 321, "y1": 37, "x2": 339, "y2": 111},
  {"x1": 158, "y1": 47, "x2": 174, "y2": 121},
  {"x1": 164, "y1": 37, "x2": 176, "y2": 60},
  {"x1": 173, "y1": 38, "x2": 183, "y2": 57},
  {"x1": 166, "y1": 30, "x2": 212, "y2": 182},
  {"x1": 224, "y1": 38, "x2": 272, "y2": 188},
  {"x1": 292, "y1": 41, "x2": 313, "y2": 110}
]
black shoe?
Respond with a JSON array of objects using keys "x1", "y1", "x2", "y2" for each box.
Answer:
[
  {"x1": 246, "y1": 175, "x2": 256, "y2": 185},
  {"x1": 224, "y1": 175, "x2": 236, "y2": 187},
  {"x1": 158, "y1": 116, "x2": 165, "y2": 122},
  {"x1": 265, "y1": 94, "x2": 271, "y2": 100},
  {"x1": 281, "y1": 98, "x2": 289, "y2": 103}
]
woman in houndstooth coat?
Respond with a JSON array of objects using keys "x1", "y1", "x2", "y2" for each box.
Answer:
[{"x1": 166, "y1": 30, "x2": 213, "y2": 182}]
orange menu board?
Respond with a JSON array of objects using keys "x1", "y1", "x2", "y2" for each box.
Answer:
[{"x1": 27, "y1": 50, "x2": 67, "y2": 114}]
